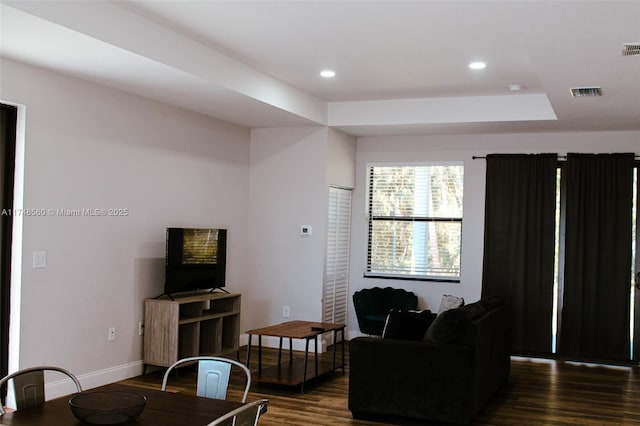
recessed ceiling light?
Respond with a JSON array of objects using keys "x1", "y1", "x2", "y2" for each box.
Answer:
[
  {"x1": 469, "y1": 61, "x2": 487, "y2": 70},
  {"x1": 320, "y1": 70, "x2": 336, "y2": 78}
]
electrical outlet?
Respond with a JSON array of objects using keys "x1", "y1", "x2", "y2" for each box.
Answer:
[
  {"x1": 108, "y1": 327, "x2": 116, "y2": 341},
  {"x1": 138, "y1": 321, "x2": 144, "y2": 336},
  {"x1": 32, "y1": 251, "x2": 47, "y2": 269},
  {"x1": 282, "y1": 306, "x2": 290, "y2": 318},
  {"x1": 300, "y1": 225, "x2": 312, "y2": 236}
]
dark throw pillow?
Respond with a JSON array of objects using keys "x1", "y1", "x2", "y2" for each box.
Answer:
[
  {"x1": 461, "y1": 302, "x2": 487, "y2": 321},
  {"x1": 382, "y1": 309, "x2": 437, "y2": 341},
  {"x1": 423, "y1": 308, "x2": 467, "y2": 343}
]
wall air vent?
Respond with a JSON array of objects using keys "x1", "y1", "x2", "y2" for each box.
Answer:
[
  {"x1": 622, "y1": 43, "x2": 640, "y2": 56},
  {"x1": 570, "y1": 87, "x2": 602, "y2": 97}
]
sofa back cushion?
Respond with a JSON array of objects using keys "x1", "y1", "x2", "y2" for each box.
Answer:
[{"x1": 382, "y1": 310, "x2": 437, "y2": 341}]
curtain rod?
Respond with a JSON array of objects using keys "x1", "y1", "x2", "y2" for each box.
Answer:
[
  {"x1": 472, "y1": 155, "x2": 567, "y2": 160},
  {"x1": 472, "y1": 155, "x2": 640, "y2": 160}
]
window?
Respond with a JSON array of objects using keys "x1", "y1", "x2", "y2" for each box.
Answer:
[{"x1": 366, "y1": 164, "x2": 464, "y2": 281}]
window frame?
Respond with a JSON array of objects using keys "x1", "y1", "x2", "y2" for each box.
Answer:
[{"x1": 365, "y1": 162, "x2": 464, "y2": 283}]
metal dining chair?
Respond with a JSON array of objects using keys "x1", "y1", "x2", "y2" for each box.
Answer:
[
  {"x1": 161, "y1": 356, "x2": 251, "y2": 403},
  {"x1": 0, "y1": 366, "x2": 82, "y2": 414},
  {"x1": 206, "y1": 399, "x2": 269, "y2": 426}
]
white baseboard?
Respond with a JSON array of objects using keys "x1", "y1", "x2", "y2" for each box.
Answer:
[
  {"x1": 46, "y1": 360, "x2": 145, "y2": 400},
  {"x1": 39, "y1": 330, "x2": 354, "y2": 405},
  {"x1": 36, "y1": 330, "x2": 357, "y2": 404},
  {"x1": 347, "y1": 329, "x2": 367, "y2": 340}
]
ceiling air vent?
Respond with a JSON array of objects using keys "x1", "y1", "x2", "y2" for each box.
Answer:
[
  {"x1": 622, "y1": 43, "x2": 640, "y2": 56},
  {"x1": 570, "y1": 87, "x2": 602, "y2": 97}
]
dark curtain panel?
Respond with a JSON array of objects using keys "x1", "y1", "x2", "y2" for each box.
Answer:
[
  {"x1": 558, "y1": 153, "x2": 634, "y2": 361},
  {"x1": 482, "y1": 153, "x2": 557, "y2": 355},
  {"x1": 1, "y1": 104, "x2": 17, "y2": 388}
]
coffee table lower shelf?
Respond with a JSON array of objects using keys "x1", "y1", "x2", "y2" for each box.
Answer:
[
  {"x1": 254, "y1": 359, "x2": 344, "y2": 388},
  {"x1": 245, "y1": 321, "x2": 346, "y2": 392}
]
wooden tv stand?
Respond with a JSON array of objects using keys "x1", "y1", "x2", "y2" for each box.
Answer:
[{"x1": 143, "y1": 292, "x2": 241, "y2": 369}]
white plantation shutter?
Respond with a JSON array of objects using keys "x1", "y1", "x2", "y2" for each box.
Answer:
[{"x1": 323, "y1": 187, "x2": 352, "y2": 324}]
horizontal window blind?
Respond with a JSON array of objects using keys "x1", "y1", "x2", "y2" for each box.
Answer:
[{"x1": 367, "y1": 165, "x2": 463, "y2": 280}]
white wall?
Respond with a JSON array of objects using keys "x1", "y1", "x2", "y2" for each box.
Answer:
[
  {"x1": 247, "y1": 127, "x2": 329, "y2": 335},
  {"x1": 0, "y1": 58, "x2": 251, "y2": 391},
  {"x1": 328, "y1": 128, "x2": 357, "y2": 189},
  {"x1": 348, "y1": 131, "x2": 640, "y2": 338}
]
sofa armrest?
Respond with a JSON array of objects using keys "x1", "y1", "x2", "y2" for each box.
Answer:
[{"x1": 349, "y1": 337, "x2": 476, "y2": 424}]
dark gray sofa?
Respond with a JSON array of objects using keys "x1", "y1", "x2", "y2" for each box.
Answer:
[{"x1": 348, "y1": 297, "x2": 510, "y2": 425}]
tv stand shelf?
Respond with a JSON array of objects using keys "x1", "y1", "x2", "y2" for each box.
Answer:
[
  {"x1": 143, "y1": 292, "x2": 241, "y2": 368},
  {"x1": 179, "y1": 312, "x2": 233, "y2": 324}
]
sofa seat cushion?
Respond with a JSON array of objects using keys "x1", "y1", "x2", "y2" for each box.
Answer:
[{"x1": 382, "y1": 310, "x2": 437, "y2": 341}]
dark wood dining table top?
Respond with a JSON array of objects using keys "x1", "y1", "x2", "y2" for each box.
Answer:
[{"x1": 0, "y1": 382, "x2": 243, "y2": 425}]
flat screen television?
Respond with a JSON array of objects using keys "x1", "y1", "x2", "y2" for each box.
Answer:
[{"x1": 164, "y1": 227, "x2": 227, "y2": 296}]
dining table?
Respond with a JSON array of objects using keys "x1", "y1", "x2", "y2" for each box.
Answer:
[{"x1": 0, "y1": 382, "x2": 244, "y2": 425}]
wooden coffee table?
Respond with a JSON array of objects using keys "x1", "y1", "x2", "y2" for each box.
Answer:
[{"x1": 245, "y1": 320, "x2": 345, "y2": 392}]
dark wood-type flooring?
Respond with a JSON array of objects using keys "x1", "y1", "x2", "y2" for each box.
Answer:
[{"x1": 121, "y1": 345, "x2": 640, "y2": 425}]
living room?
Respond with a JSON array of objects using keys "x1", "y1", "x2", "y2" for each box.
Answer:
[{"x1": 1, "y1": 1, "x2": 639, "y2": 424}]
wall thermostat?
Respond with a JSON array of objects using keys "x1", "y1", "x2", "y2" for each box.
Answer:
[{"x1": 300, "y1": 225, "x2": 312, "y2": 236}]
